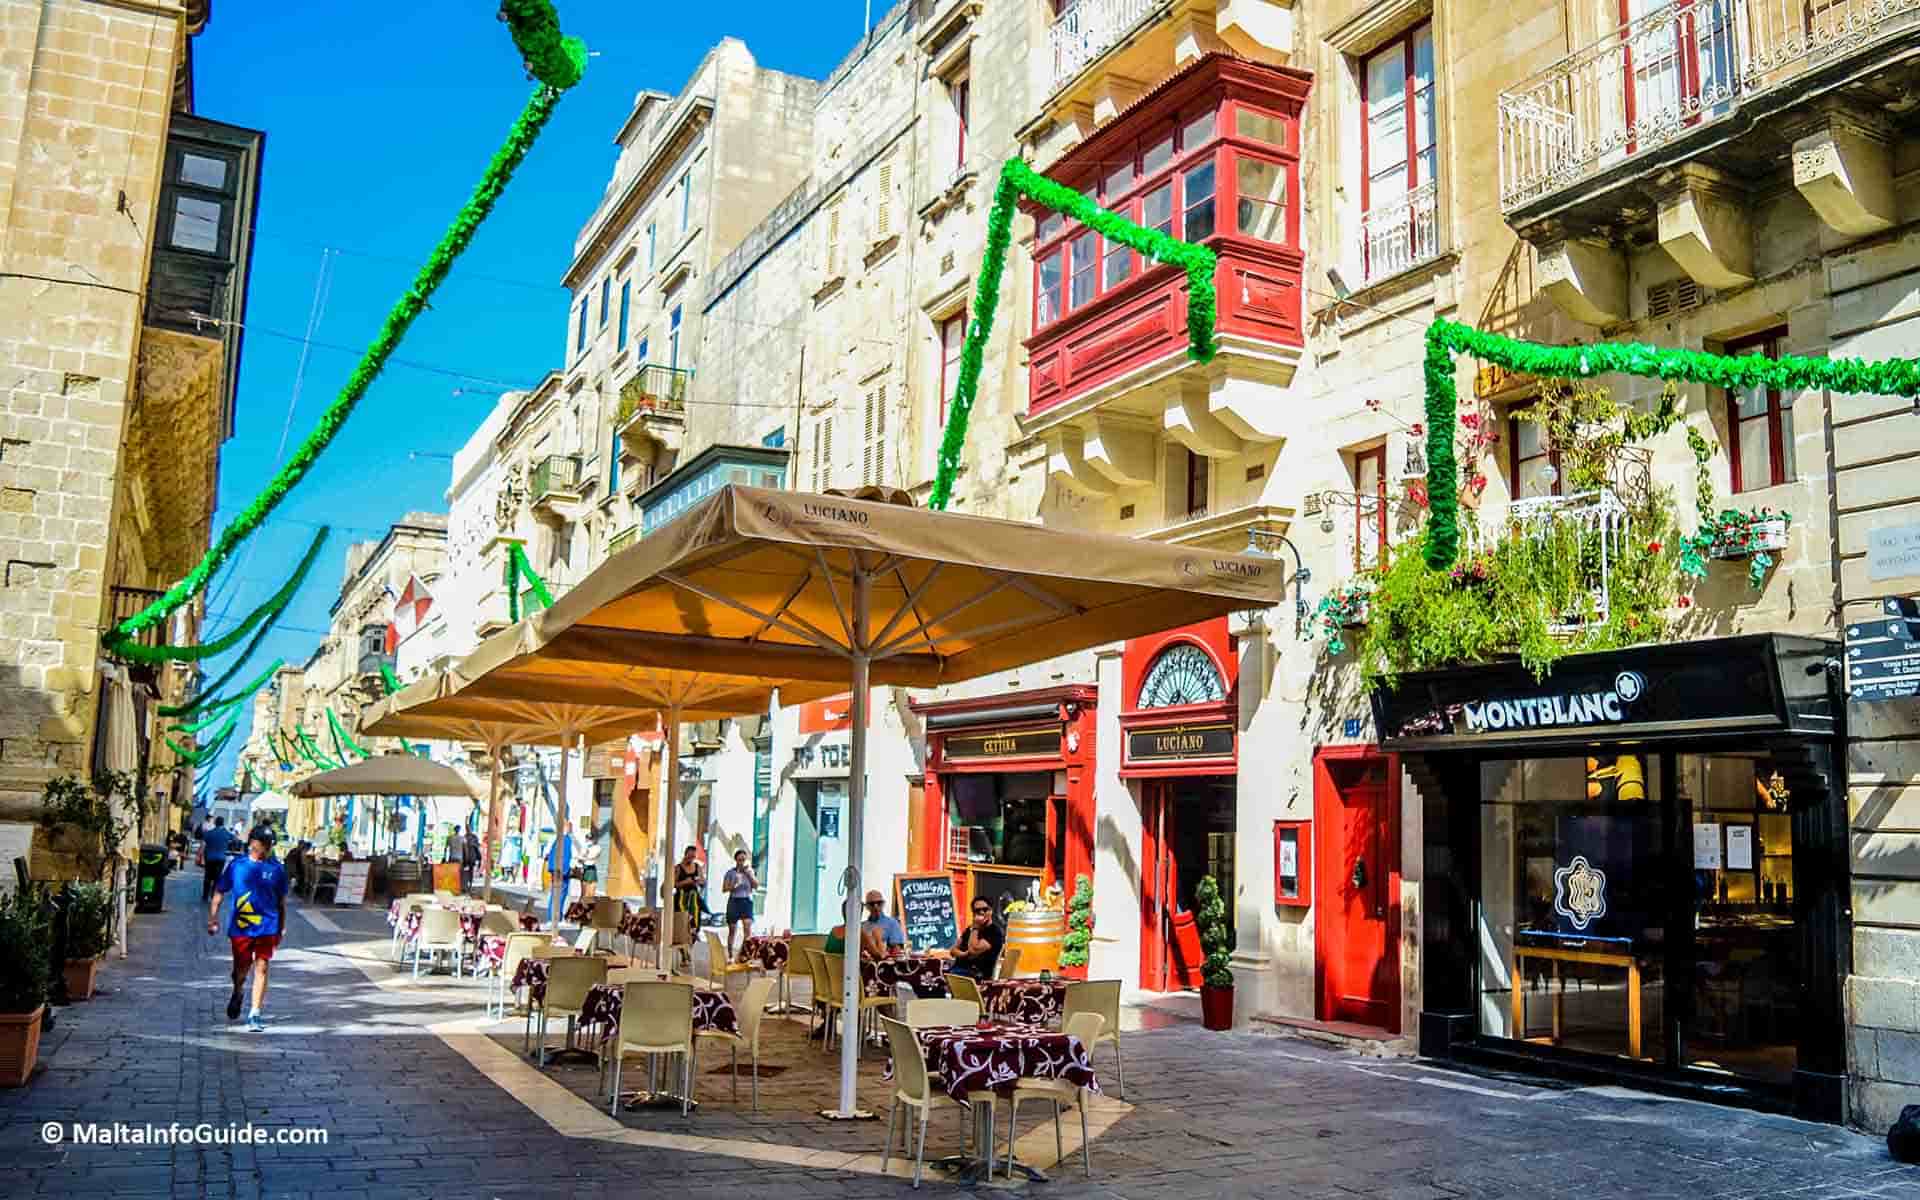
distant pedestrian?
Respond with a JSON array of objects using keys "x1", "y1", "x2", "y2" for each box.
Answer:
[
  {"x1": 579, "y1": 831, "x2": 602, "y2": 900},
  {"x1": 673, "y1": 845, "x2": 705, "y2": 931},
  {"x1": 208, "y1": 827, "x2": 290, "y2": 1032},
  {"x1": 460, "y1": 828, "x2": 481, "y2": 892},
  {"x1": 200, "y1": 816, "x2": 236, "y2": 902},
  {"x1": 722, "y1": 850, "x2": 757, "y2": 958},
  {"x1": 546, "y1": 820, "x2": 574, "y2": 921}
]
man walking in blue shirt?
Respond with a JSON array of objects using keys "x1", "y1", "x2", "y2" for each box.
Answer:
[
  {"x1": 209, "y1": 828, "x2": 290, "y2": 1031},
  {"x1": 200, "y1": 816, "x2": 236, "y2": 902}
]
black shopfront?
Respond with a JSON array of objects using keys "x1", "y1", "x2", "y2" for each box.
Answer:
[{"x1": 1373, "y1": 635, "x2": 1850, "y2": 1121}]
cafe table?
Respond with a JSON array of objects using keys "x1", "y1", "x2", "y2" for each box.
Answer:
[
  {"x1": 864, "y1": 954, "x2": 950, "y2": 999},
  {"x1": 980, "y1": 977, "x2": 1070, "y2": 1026},
  {"x1": 913, "y1": 1022, "x2": 1099, "y2": 1183}
]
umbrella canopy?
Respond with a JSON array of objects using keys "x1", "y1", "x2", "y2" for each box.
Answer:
[
  {"x1": 438, "y1": 482, "x2": 1286, "y2": 1117},
  {"x1": 288, "y1": 753, "x2": 482, "y2": 800}
]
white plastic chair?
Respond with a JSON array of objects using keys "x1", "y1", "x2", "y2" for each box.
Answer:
[
  {"x1": 695, "y1": 976, "x2": 775, "y2": 1110},
  {"x1": 879, "y1": 1015, "x2": 995, "y2": 1188},
  {"x1": 1063, "y1": 980, "x2": 1123, "y2": 1098},
  {"x1": 1005, "y1": 1011, "x2": 1103, "y2": 1177},
  {"x1": 492, "y1": 931, "x2": 546, "y2": 1019},
  {"x1": 607, "y1": 981, "x2": 695, "y2": 1116},
  {"x1": 412, "y1": 907, "x2": 465, "y2": 978}
]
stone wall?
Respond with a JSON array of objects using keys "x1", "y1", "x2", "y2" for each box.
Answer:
[{"x1": 0, "y1": 0, "x2": 184, "y2": 819}]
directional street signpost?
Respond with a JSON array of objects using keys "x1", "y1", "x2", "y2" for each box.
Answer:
[{"x1": 1846, "y1": 597, "x2": 1920, "y2": 702}]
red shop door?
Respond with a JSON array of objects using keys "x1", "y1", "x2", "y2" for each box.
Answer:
[
  {"x1": 1314, "y1": 751, "x2": 1400, "y2": 1032},
  {"x1": 1140, "y1": 783, "x2": 1205, "y2": 992}
]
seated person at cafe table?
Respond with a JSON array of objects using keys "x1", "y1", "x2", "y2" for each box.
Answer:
[
  {"x1": 825, "y1": 921, "x2": 847, "y2": 955},
  {"x1": 861, "y1": 890, "x2": 907, "y2": 958},
  {"x1": 946, "y1": 898, "x2": 1003, "y2": 979}
]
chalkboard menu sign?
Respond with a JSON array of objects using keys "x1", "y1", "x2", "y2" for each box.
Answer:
[{"x1": 893, "y1": 871, "x2": 958, "y2": 953}]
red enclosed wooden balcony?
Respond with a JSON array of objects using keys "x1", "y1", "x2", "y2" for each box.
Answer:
[{"x1": 1021, "y1": 54, "x2": 1310, "y2": 490}]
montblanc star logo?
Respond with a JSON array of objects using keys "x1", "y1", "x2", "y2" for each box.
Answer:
[{"x1": 1553, "y1": 856, "x2": 1607, "y2": 931}]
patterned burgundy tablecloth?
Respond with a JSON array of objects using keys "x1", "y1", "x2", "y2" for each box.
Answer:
[
  {"x1": 914, "y1": 1023, "x2": 1097, "y2": 1104},
  {"x1": 564, "y1": 899, "x2": 595, "y2": 925},
  {"x1": 512, "y1": 958, "x2": 549, "y2": 1001},
  {"x1": 737, "y1": 934, "x2": 790, "y2": 971},
  {"x1": 617, "y1": 910, "x2": 658, "y2": 944},
  {"x1": 863, "y1": 954, "x2": 950, "y2": 999},
  {"x1": 519, "y1": 913, "x2": 541, "y2": 931},
  {"x1": 980, "y1": 978, "x2": 1070, "y2": 1026},
  {"x1": 478, "y1": 934, "x2": 508, "y2": 971},
  {"x1": 394, "y1": 907, "x2": 485, "y2": 945},
  {"x1": 578, "y1": 983, "x2": 738, "y2": 1037}
]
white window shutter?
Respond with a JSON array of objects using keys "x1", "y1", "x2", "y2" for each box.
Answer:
[{"x1": 874, "y1": 159, "x2": 894, "y2": 240}]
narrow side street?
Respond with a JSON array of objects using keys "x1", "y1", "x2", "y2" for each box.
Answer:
[{"x1": 2, "y1": 874, "x2": 1911, "y2": 1200}]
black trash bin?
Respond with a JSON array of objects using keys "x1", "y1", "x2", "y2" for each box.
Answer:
[{"x1": 134, "y1": 843, "x2": 169, "y2": 913}]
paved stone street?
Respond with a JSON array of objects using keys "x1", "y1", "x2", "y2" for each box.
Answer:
[{"x1": 3, "y1": 874, "x2": 1914, "y2": 1200}]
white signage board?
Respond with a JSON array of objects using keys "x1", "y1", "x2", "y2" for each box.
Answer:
[
  {"x1": 1692, "y1": 823, "x2": 1723, "y2": 870},
  {"x1": 1726, "y1": 825, "x2": 1754, "y2": 871},
  {"x1": 334, "y1": 860, "x2": 371, "y2": 906},
  {"x1": 1868, "y1": 523, "x2": 1920, "y2": 581}
]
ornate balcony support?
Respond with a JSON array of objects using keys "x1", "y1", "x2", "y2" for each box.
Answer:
[
  {"x1": 1164, "y1": 381, "x2": 1244, "y2": 457},
  {"x1": 1083, "y1": 416, "x2": 1159, "y2": 488},
  {"x1": 1538, "y1": 237, "x2": 1628, "y2": 327},
  {"x1": 1654, "y1": 165, "x2": 1753, "y2": 290},
  {"x1": 1046, "y1": 426, "x2": 1120, "y2": 497},
  {"x1": 1791, "y1": 105, "x2": 1896, "y2": 238}
]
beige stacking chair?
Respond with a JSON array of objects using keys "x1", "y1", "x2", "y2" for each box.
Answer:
[
  {"x1": 695, "y1": 976, "x2": 775, "y2": 1110},
  {"x1": 703, "y1": 931, "x2": 754, "y2": 991},
  {"x1": 607, "y1": 981, "x2": 695, "y2": 1116},
  {"x1": 904, "y1": 997, "x2": 979, "y2": 1028},
  {"x1": 535, "y1": 955, "x2": 608, "y2": 1068},
  {"x1": 821, "y1": 951, "x2": 893, "y2": 1055},
  {"x1": 995, "y1": 947, "x2": 1024, "y2": 979},
  {"x1": 800, "y1": 948, "x2": 839, "y2": 1045},
  {"x1": 783, "y1": 932, "x2": 826, "y2": 1011},
  {"x1": 1063, "y1": 980, "x2": 1123, "y2": 1098},
  {"x1": 391, "y1": 899, "x2": 426, "y2": 961},
  {"x1": 879, "y1": 1015, "x2": 996, "y2": 1188},
  {"x1": 412, "y1": 907, "x2": 465, "y2": 978},
  {"x1": 492, "y1": 931, "x2": 545, "y2": 1020},
  {"x1": 523, "y1": 942, "x2": 572, "y2": 1051},
  {"x1": 1004, "y1": 1011, "x2": 1103, "y2": 1177},
  {"x1": 946, "y1": 974, "x2": 983, "y2": 1008}
]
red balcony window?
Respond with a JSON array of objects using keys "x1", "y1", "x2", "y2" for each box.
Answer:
[{"x1": 1022, "y1": 55, "x2": 1311, "y2": 417}]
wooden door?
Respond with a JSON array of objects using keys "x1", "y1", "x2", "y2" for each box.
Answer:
[
  {"x1": 1140, "y1": 783, "x2": 1174, "y2": 992},
  {"x1": 1315, "y1": 751, "x2": 1400, "y2": 1031}
]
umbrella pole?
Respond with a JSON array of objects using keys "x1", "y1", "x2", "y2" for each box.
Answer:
[
  {"x1": 831, "y1": 568, "x2": 871, "y2": 1120},
  {"x1": 655, "y1": 708, "x2": 679, "y2": 972},
  {"x1": 481, "y1": 743, "x2": 502, "y2": 904},
  {"x1": 550, "y1": 732, "x2": 574, "y2": 928}
]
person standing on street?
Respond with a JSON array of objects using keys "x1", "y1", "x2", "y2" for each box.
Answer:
[
  {"x1": 579, "y1": 831, "x2": 602, "y2": 900},
  {"x1": 200, "y1": 816, "x2": 236, "y2": 902},
  {"x1": 721, "y1": 850, "x2": 757, "y2": 959},
  {"x1": 546, "y1": 820, "x2": 574, "y2": 924},
  {"x1": 208, "y1": 828, "x2": 290, "y2": 1031},
  {"x1": 460, "y1": 827, "x2": 481, "y2": 893}
]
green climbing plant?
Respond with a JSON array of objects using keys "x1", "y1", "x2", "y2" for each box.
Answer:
[
  {"x1": 929, "y1": 157, "x2": 1220, "y2": 511},
  {"x1": 1060, "y1": 874, "x2": 1093, "y2": 969}
]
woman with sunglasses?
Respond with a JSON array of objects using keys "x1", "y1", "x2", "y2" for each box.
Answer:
[{"x1": 947, "y1": 896, "x2": 1004, "y2": 979}]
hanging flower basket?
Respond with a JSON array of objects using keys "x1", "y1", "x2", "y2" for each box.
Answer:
[
  {"x1": 1315, "y1": 581, "x2": 1375, "y2": 655},
  {"x1": 1709, "y1": 516, "x2": 1790, "y2": 560}
]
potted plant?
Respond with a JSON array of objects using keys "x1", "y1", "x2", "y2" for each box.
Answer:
[
  {"x1": 61, "y1": 883, "x2": 112, "y2": 1001},
  {"x1": 1195, "y1": 874, "x2": 1234, "y2": 1030},
  {"x1": 1315, "y1": 580, "x2": 1374, "y2": 656},
  {"x1": 37, "y1": 774, "x2": 132, "y2": 886},
  {"x1": 0, "y1": 887, "x2": 51, "y2": 1086},
  {"x1": 1059, "y1": 874, "x2": 1093, "y2": 980}
]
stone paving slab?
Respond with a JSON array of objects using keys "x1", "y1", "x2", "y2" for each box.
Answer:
[{"x1": 1, "y1": 873, "x2": 1914, "y2": 1199}]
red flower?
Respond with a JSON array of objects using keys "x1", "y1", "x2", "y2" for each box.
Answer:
[
  {"x1": 1676, "y1": 595, "x2": 1693, "y2": 609},
  {"x1": 1409, "y1": 423, "x2": 1424, "y2": 436},
  {"x1": 1647, "y1": 540, "x2": 1663, "y2": 554}
]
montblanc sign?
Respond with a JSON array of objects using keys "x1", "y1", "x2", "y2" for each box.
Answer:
[{"x1": 1462, "y1": 672, "x2": 1646, "y2": 732}]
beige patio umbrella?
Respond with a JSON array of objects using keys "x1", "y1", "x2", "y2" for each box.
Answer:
[
  {"x1": 287, "y1": 753, "x2": 484, "y2": 800},
  {"x1": 368, "y1": 637, "x2": 836, "y2": 963},
  {"x1": 360, "y1": 685, "x2": 657, "y2": 910},
  {"x1": 441, "y1": 482, "x2": 1288, "y2": 1118}
]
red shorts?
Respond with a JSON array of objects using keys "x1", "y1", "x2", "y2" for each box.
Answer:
[{"x1": 230, "y1": 934, "x2": 280, "y2": 967}]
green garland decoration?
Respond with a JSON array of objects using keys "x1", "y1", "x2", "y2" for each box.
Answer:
[
  {"x1": 177, "y1": 706, "x2": 231, "y2": 736},
  {"x1": 243, "y1": 763, "x2": 266, "y2": 794},
  {"x1": 168, "y1": 712, "x2": 239, "y2": 767},
  {"x1": 268, "y1": 730, "x2": 297, "y2": 771},
  {"x1": 928, "y1": 157, "x2": 1219, "y2": 511},
  {"x1": 110, "y1": 527, "x2": 328, "y2": 665},
  {"x1": 104, "y1": 2, "x2": 586, "y2": 654},
  {"x1": 295, "y1": 730, "x2": 339, "y2": 771},
  {"x1": 157, "y1": 587, "x2": 293, "y2": 714},
  {"x1": 380, "y1": 662, "x2": 404, "y2": 695},
  {"x1": 160, "y1": 654, "x2": 283, "y2": 719},
  {"x1": 1422, "y1": 319, "x2": 1920, "y2": 569},
  {"x1": 166, "y1": 659, "x2": 284, "y2": 733},
  {"x1": 326, "y1": 708, "x2": 370, "y2": 761},
  {"x1": 506, "y1": 541, "x2": 555, "y2": 622}
]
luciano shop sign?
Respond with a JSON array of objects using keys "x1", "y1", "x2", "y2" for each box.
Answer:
[{"x1": 1462, "y1": 672, "x2": 1646, "y2": 732}]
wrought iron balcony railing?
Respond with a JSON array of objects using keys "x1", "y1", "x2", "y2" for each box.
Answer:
[
  {"x1": 1497, "y1": 0, "x2": 1920, "y2": 211},
  {"x1": 1355, "y1": 180, "x2": 1442, "y2": 288},
  {"x1": 1047, "y1": 0, "x2": 1163, "y2": 95},
  {"x1": 616, "y1": 364, "x2": 691, "y2": 426}
]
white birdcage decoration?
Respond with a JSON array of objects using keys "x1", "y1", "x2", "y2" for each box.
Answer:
[{"x1": 1490, "y1": 488, "x2": 1631, "y2": 633}]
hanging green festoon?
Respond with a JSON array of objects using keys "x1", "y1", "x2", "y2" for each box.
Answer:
[
  {"x1": 505, "y1": 541, "x2": 555, "y2": 622},
  {"x1": 160, "y1": 657, "x2": 285, "y2": 720},
  {"x1": 928, "y1": 157, "x2": 1220, "y2": 511},
  {"x1": 1421, "y1": 319, "x2": 1920, "y2": 570},
  {"x1": 326, "y1": 708, "x2": 370, "y2": 761},
  {"x1": 110, "y1": 528, "x2": 328, "y2": 665},
  {"x1": 104, "y1": 1, "x2": 587, "y2": 656}
]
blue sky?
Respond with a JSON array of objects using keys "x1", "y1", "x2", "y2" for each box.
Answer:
[{"x1": 190, "y1": 2, "x2": 870, "y2": 793}]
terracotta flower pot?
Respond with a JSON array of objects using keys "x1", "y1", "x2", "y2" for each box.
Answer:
[
  {"x1": 63, "y1": 957, "x2": 100, "y2": 1001},
  {"x1": 0, "y1": 1006, "x2": 44, "y2": 1088},
  {"x1": 1200, "y1": 983, "x2": 1234, "y2": 1030}
]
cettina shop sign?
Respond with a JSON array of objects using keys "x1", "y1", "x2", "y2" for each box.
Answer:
[{"x1": 1462, "y1": 671, "x2": 1648, "y2": 733}]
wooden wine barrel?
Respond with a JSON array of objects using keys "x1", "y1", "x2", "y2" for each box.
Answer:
[{"x1": 1004, "y1": 909, "x2": 1065, "y2": 976}]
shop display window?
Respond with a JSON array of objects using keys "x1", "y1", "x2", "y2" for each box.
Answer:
[{"x1": 945, "y1": 772, "x2": 1052, "y2": 868}]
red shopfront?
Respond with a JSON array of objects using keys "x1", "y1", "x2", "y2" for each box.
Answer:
[
  {"x1": 1120, "y1": 619, "x2": 1239, "y2": 992},
  {"x1": 910, "y1": 687, "x2": 1097, "y2": 926}
]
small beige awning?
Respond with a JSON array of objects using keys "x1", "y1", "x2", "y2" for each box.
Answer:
[{"x1": 287, "y1": 754, "x2": 482, "y2": 801}]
